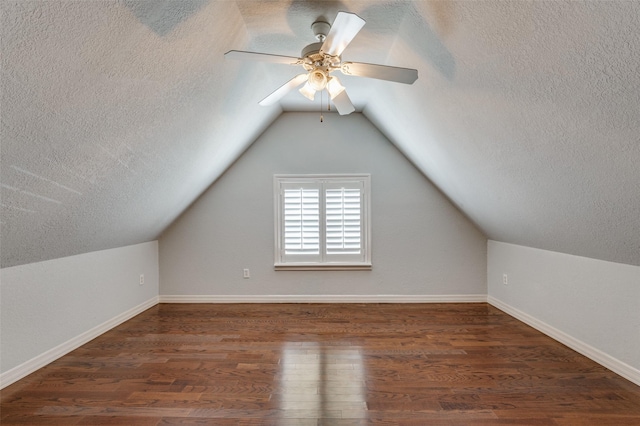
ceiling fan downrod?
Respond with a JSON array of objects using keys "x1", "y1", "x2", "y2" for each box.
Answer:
[{"x1": 312, "y1": 20, "x2": 330, "y2": 42}]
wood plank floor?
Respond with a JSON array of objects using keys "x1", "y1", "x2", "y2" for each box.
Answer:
[{"x1": 2, "y1": 303, "x2": 639, "y2": 425}]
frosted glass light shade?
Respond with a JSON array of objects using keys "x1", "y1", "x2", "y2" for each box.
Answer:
[
  {"x1": 299, "y1": 82, "x2": 316, "y2": 100},
  {"x1": 308, "y1": 69, "x2": 328, "y2": 91}
]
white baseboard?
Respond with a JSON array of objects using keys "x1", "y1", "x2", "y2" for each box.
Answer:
[
  {"x1": 488, "y1": 296, "x2": 640, "y2": 387},
  {"x1": 0, "y1": 296, "x2": 159, "y2": 390},
  {"x1": 159, "y1": 294, "x2": 487, "y2": 303},
  {"x1": 7, "y1": 295, "x2": 636, "y2": 390},
  {"x1": 0, "y1": 294, "x2": 483, "y2": 390}
]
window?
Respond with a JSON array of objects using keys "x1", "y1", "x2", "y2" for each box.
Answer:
[{"x1": 274, "y1": 174, "x2": 371, "y2": 270}]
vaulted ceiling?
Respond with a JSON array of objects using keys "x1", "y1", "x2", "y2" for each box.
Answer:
[{"x1": 2, "y1": 0, "x2": 639, "y2": 268}]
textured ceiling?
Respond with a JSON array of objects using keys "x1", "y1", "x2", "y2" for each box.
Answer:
[{"x1": 2, "y1": 0, "x2": 639, "y2": 268}]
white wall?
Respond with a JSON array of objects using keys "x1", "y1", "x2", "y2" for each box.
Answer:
[
  {"x1": 160, "y1": 112, "x2": 487, "y2": 299},
  {"x1": 1, "y1": 241, "x2": 159, "y2": 386},
  {"x1": 487, "y1": 240, "x2": 640, "y2": 385}
]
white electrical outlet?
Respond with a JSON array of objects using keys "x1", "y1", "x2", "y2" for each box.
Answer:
[
  {"x1": 139, "y1": 274, "x2": 144, "y2": 286},
  {"x1": 243, "y1": 269, "x2": 250, "y2": 279},
  {"x1": 502, "y1": 273, "x2": 508, "y2": 286}
]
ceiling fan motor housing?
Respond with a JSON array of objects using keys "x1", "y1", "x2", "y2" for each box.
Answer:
[
  {"x1": 301, "y1": 42, "x2": 324, "y2": 62},
  {"x1": 301, "y1": 20, "x2": 337, "y2": 70}
]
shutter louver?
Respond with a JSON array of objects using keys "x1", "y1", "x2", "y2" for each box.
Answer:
[
  {"x1": 325, "y1": 188, "x2": 361, "y2": 254},
  {"x1": 283, "y1": 188, "x2": 319, "y2": 254}
]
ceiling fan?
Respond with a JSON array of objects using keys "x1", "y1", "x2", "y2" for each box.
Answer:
[{"x1": 225, "y1": 11, "x2": 418, "y2": 115}]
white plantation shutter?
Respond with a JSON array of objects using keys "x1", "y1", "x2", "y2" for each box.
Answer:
[
  {"x1": 283, "y1": 188, "x2": 319, "y2": 254},
  {"x1": 325, "y1": 187, "x2": 361, "y2": 254},
  {"x1": 275, "y1": 175, "x2": 370, "y2": 269}
]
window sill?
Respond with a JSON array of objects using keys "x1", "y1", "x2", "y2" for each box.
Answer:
[{"x1": 274, "y1": 263, "x2": 372, "y2": 271}]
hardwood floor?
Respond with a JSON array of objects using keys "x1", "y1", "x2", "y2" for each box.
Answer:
[{"x1": 2, "y1": 303, "x2": 639, "y2": 425}]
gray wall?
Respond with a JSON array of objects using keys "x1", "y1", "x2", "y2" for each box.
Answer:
[
  {"x1": 488, "y1": 240, "x2": 640, "y2": 384},
  {"x1": 159, "y1": 112, "x2": 487, "y2": 297}
]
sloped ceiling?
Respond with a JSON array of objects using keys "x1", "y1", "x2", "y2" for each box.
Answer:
[{"x1": 2, "y1": 0, "x2": 639, "y2": 268}]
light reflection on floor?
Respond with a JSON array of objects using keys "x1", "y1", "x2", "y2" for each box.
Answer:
[{"x1": 278, "y1": 342, "x2": 368, "y2": 419}]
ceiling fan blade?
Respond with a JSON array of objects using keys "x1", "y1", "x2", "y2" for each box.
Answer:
[
  {"x1": 259, "y1": 74, "x2": 308, "y2": 106},
  {"x1": 320, "y1": 12, "x2": 365, "y2": 57},
  {"x1": 331, "y1": 89, "x2": 355, "y2": 115},
  {"x1": 225, "y1": 50, "x2": 301, "y2": 65},
  {"x1": 341, "y1": 62, "x2": 418, "y2": 84}
]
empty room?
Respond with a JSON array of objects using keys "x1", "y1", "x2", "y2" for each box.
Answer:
[{"x1": 1, "y1": 0, "x2": 639, "y2": 424}]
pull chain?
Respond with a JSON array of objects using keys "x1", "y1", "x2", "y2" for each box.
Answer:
[{"x1": 320, "y1": 90, "x2": 324, "y2": 123}]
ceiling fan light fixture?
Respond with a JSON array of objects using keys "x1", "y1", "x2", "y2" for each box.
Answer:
[
  {"x1": 308, "y1": 69, "x2": 328, "y2": 91},
  {"x1": 227, "y1": 12, "x2": 417, "y2": 114},
  {"x1": 326, "y1": 76, "x2": 345, "y2": 99},
  {"x1": 299, "y1": 82, "x2": 316, "y2": 100}
]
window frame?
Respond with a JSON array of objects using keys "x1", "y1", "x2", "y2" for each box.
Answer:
[{"x1": 274, "y1": 174, "x2": 372, "y2": 270}]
